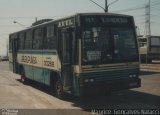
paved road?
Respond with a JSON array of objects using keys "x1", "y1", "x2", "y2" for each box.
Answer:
[
  {"x1": 0, "y1": 62, "x2": 160, "y2": 114},
  {"x1": 141, "y1": 64, "x2": 160, "y2": 70}
]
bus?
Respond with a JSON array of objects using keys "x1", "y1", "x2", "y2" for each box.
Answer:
[
  {"x1": 138, "y1": 35, "x2": 160, "y2": 63},
  {"x1": 9, "y1": 13, "x2": 141, "y2": 97}
]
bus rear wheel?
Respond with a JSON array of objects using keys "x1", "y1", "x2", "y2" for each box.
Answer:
[
  {"x1": 54, "y1": 79, "x2": 64, "y2": 98},
  {"x1": 20, "y1": 69, "x2": 26, "y2": 84}
]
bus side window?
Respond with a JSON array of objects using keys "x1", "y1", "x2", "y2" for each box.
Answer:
[
  {"x1": 33, "y1": 28, "x2": 43, "y2": 50},
  {"x1": 25, "y1": 31, "x2": 32, "y2": 50},
  {"x1": 54, "y1": 24, "x2": 57, "y2": 37},
  {"x1": 43, "y1": 25, "x2": 56, "y2": 50},
  {"x1": 19, "y1": 33, "x2": 25, "y2": 50}
]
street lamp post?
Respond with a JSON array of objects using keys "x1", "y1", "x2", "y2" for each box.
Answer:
[
  {"x1": 105, "y1": 0, "x2": 108, "y2": 12},
  {"x1": 13, "y1": 21, "x2": 26, "y2": 28}
]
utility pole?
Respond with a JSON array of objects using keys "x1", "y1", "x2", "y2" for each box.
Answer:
[
  {"x1": 148, "y1": 0, "x2": 151, "y2": 36},
  {"x1": 105, "y1": 0, "x2": 108, "y2": 12},
  {"x1": 145, "y1": 0, "x2": 151, "y2": 36},
  {"x1": 90, "y1": 0, "x2": 118, "y2": 13},
  {"x1": 144, "y1": 0, "x2": 151, "y2": 64}
]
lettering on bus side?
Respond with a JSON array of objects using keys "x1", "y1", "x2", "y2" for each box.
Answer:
[
  {"x1": 21, "y1": 56, "x2": 37, "y2": 64},
  {"x1": 58, "y1": 19, "x2": 74, "y2": 27},
  {"x1": 44, "y1": 60, "x2": 54, "y2": 67}
]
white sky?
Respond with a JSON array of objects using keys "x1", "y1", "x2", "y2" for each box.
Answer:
[{"x1": 0, "y1": 0, "x2": 159, "y2": 55}]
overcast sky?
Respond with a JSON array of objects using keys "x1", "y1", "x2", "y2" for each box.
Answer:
[{"x1": 0, "y1": 0, "x2": 159, "y2": 55}]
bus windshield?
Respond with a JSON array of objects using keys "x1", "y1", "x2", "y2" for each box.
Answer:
[{"x1": 82, "y1": 27, "x2": 138, "y2": 65}]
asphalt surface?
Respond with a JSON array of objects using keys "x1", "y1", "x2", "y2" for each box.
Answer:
[{"x1": 0, "y1": 61, "x2": 160, "y2": 115}]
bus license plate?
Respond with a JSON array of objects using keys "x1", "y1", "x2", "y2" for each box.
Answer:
[{"x1": 129, "y1": 82, "x2": 138, "y2": 87}]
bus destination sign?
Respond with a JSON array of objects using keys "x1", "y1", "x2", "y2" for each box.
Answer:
[{"x1": 81, "y1": 16, "x2": 131, "y2": 26}]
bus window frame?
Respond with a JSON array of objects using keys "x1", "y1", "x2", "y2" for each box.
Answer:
[{"x1": 32, "y1": 28, "x2": 43, "y2": 50}]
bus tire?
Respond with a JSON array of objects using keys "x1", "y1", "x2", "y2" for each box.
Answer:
[
  {"x1": 54, "y1": 79, "x2": 64, "y2": 98},
  {"x1": 20, "y1": 68, "x2": 27, "y2": 84}
]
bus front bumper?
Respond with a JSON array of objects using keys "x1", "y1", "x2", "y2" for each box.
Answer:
[{"x1": 79, "y1": 78, "x2": 141, "y2": 96}]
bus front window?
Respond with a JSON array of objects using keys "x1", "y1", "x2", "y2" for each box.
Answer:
[
  {"x1": 111, "y1": 28, "x2": 138, "y2": 62},
  {"x1": 82, "y1": 27, "x2": 139, "y2": 65},
  {"x1": 82, "y1": 27, "x2": 112, "y2": 65}
]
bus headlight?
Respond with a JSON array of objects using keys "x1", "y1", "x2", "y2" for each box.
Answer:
[
  {"x1": 84, "y1": 79, "x2": 89, "y2": 82},
  {"x1": 129, "y1": 75, "x2": 133, "y2": 78},
  {"x1": 129, "y1": 74, "x2": 137, "y2": 78},
  {"x1": 90, "y1": 79, "x2": 94, "y2": 82},
  {"x1": 84, "y1": 79, "x2": 95, "y2": 83},
  {"x1": 133, "y1": 74, "x2": 137, "y2": 77}
]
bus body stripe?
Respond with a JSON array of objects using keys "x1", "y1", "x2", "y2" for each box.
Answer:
[{"x1": 17, "y1": 51, "x2": 61, "y2": 71}]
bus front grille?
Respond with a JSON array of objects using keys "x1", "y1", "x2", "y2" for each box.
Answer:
[{"x1": 79, "y1": 68, "x2": 139, "y2": 81}]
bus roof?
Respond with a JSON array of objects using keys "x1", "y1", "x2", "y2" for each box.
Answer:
[{"x1": 9, "y1": 12, "x2": 133, "y2": 35}]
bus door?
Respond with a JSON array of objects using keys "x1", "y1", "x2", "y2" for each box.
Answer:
[
  {"x1": 12, "y1": 38, "x2": 18, "y2": 73},
  {"x1": 59, "y1": 28, "x2": 74, "y2": 89}
]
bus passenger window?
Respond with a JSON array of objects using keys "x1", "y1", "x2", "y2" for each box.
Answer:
[
  {"x1": 25, "y1": 31, "x2": 32, "y2": 50},
  {"x1": 33, "y1": 28, "x2": 43, "y2": 49},
  {"x1": 43, "y1": 25, "x2": 56, "y2": 50},
  {"x1": 19, "y1": 33, "x2": 25, "y2": 50}
]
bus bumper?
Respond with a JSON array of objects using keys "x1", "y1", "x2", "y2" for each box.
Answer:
[{"x1": 79, "y1": 78, "x2": 141, "y2": 96}]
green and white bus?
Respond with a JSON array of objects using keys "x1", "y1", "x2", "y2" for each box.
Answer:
[{"x1": 9, "y1": 13, "x2": 141, "y2": 97}]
